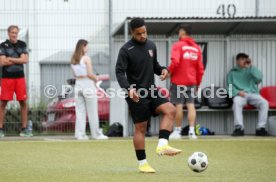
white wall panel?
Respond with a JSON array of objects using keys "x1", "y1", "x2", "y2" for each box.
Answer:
[{"x1": 112, "y1": 0, "x2": 258, "y2": 28}]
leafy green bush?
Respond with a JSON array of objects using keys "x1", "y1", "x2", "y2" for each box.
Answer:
[{"x1": 4, "y1": 102, "x2": 47, "y2": 135}]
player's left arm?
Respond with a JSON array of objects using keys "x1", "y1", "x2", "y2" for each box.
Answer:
[
  {"x1": 8, "y1": 53, "x2": 28, "y2": 64},
  {"x1": 153, "y1": 45, "x2": 168, "y2": 80},
  {"x1": 0, "y1": 55, "x2": 15, "y2": 66},
  {"x1": 196, "y1": 48, "x2": 204, "y2": 87},
  {"x1": 249, "y1": 66, "x2": 263, "y2": 84}
]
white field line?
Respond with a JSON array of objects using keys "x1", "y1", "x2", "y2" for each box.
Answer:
[{"x1": 0, "y1": 137, "x2": 276, "y2": 144}]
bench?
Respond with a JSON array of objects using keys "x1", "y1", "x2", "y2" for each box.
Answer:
[
  {"x1": 110, "y1": 82, "x2": 276, "y2": 136},
  {"x1": 112, "y1": 103, "x2": 276, "y2": 137},
  {"x1": 126, "y1": 106, "x2": 276, "y2": 137},
  {"x1": 183, "y1": 106, "x2": 276, "y2": 112}
]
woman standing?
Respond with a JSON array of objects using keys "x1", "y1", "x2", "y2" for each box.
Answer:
[{"x1": 71, "y1": 39, "x2": 108, "y2": 140}]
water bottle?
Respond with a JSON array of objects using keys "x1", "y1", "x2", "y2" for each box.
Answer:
[{"x1": 27, "y1": 120, "x2": 33, "y2": 133}]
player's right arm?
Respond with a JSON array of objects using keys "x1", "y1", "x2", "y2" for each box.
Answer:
[
  {"x1": 168, "y1": 43, "x2": 181, "y2": 75},
  {"x1": 115, "y1": 48, "x2": 131, "y2": 90},
  {"x1": 0, "y1": 45, "x2": 14, "y2": 66},
  {"x1": 115, "y1": 48, "x2": 139, "y2": 102},
  {"x1": 226, "y1": 72, "x2": 239, "y2": 97}
]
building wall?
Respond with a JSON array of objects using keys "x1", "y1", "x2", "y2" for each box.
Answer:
[
  {"x1": 112, "y1": 0, "x2": 276, "y2": 28},
  {"x1": 259, "y1": 0, "x2": 276, "y2": 16},
  {"x1": 40, "y1": 64, "x2": 72, "y2": 102}
]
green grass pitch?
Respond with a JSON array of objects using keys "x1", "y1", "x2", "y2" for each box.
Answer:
[{"x1": 0, "y1": 137, "x2": 276, "y2": 182}]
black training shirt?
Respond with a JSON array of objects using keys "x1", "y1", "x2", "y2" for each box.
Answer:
[
  {"x1": 0, "y1": 39, "x2": 28, "y2": 78},
  {"x1": 115, "y1": 38, "x2": 166, "y2": 90}
]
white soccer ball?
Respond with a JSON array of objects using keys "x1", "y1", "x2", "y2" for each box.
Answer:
[{"x1": 187, "y1": 152, "x2": 208, "y2": 173}]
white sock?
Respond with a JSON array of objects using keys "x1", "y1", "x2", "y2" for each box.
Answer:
[
  {"x1": 175, "y1": 127, "x2": 181, "y2": 132},
  {"x1": 138, "y1": 159, "x2": 147, "y2": 166},
  {"x1": 158, "y1": 138, "x2": 168, "y2": 147},
  {"x1": 189, "y1": 126, "x2": 195, "y2": 134}
]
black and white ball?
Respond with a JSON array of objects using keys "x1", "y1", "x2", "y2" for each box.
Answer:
[{"x1": 188, "y1": 152, "x2": 208, "y2": 172}]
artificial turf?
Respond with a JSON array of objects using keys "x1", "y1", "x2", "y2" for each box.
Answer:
[{"x1": 0, "y1": 137, "x2": 276, "y2": 182}]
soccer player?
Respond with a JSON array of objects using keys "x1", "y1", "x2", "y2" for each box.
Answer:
[
  {"x1": 168, "y1": 24, "x2": 204, "y2": 139},
  {"x1": 227, "y1": 53, "x2": 269, "y2": 136},
  {"x1": 116, "y1": 18, "x2": 181, "y2": 173},
  {"x1": 0, "y1": 25, "x2": 32, "y2": 137}
]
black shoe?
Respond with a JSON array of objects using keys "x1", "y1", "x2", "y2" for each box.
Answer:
[
  {"x1": 231, "y1": 128, "x2": 244, "y2": 136},
  {"x1": 256, "y1": 128, "x2": 269, "y2": 136}
]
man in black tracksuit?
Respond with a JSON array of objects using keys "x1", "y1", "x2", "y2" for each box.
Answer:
[{"x1": 116, "y1": 18, "x2": 181, "y2": 173}]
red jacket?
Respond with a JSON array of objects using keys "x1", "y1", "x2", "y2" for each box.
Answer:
[{"x1": 168, "y1": 37, "x2": 204, "y2": 87}]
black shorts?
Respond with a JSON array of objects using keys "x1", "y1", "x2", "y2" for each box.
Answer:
[
  {"x1": 170, "y1": 84, "x2": 196, "y2": 105},
  {"x1": 126, "y1": 92, "x2": 168, "y2": 124}
]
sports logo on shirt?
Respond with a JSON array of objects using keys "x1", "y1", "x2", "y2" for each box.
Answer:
[
  {"x1": 148, "y1": 50, "x2": 153, "y2": 57},
  {"x1": 182, "y1": 46, "x2": 198, "y2": 52},
  {"x1": 183, "y1": 52, "x2": 198, "y2": 61}
]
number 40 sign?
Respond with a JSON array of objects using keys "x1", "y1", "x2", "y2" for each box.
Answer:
[{"x1": 217, "y1": 4, "x2": 237, "y2": 18}]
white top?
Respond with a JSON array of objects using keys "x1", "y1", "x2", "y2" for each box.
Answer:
[{"x1": 71, "y1": 56, "x2": 87, "y2": 77}]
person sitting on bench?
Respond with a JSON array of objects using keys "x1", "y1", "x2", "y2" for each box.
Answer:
[{"x1": 227, "y1": 53, "x2": 269, "y2": 136}]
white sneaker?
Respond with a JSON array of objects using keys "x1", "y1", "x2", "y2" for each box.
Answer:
[
  {"x1": 95, "y1": 134, "x2": 109, "y2": 140},
  {"x1": 188, "y1": 132, "x2": 197, "y2": 140},
  {"x1": 76, "y1": 135, "x2": 89, "y2": 140},
  {"x1": 169, "y1": 130, "x2": 182, "y2": 139},
  {"x1": 95, "y1": 129, "x2": 109, "y2": 140},
  {"x1": 0, "y1": 130, "x2": 5, "y2": 138}
]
